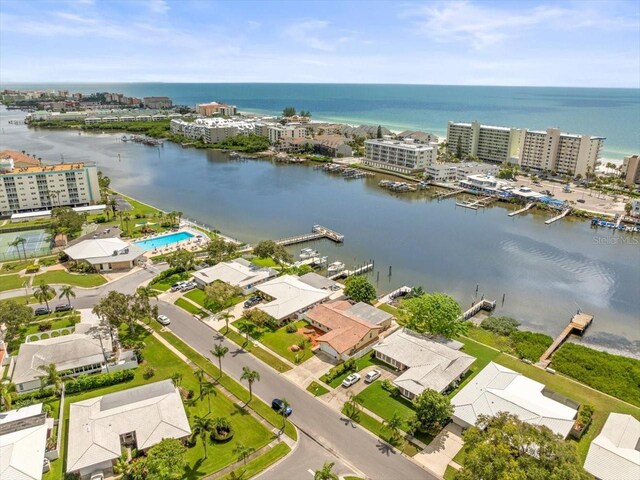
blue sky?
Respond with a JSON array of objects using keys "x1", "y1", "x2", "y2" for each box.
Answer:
[{"x1": 1, "y1": 0, "x2": 639, "y2": 87}]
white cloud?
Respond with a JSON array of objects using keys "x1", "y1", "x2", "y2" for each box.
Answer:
[
  {"x1": 284, "y1": 20, "x2": 333, "y2": 51},
  {"x1": 148, "y1": 0, "x2": 169, "y2": 14}
]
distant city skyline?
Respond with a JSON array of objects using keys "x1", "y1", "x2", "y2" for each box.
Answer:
[{"x1": 0, "y1": 0, "x2": 639, "y2": 88}]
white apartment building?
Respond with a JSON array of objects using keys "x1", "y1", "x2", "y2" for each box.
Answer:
[
  {"x1": 519, "y1": 128, "x2": 605, "y2": 177},
  {"x1": 170, "y1": 118, "x2": 255, "y2": 143},
  {"x1": 447, "y1": 121, "x2": 523, "y2": 164},
  {"x1": 267, "y1": 124, "x2": 308, "y2": 144},
  {"x1": 621, "y1": 154, "x2": 640, "y2": 186},
  {"x1": 0, "y1": 152, "x2": 100, "y2": 216},
  {"x1": 425, "y1": 162, "x2": 499, "y2": 183},
  {"x1": 363, "y1": 137, "x2": 437, "y2": 174}
]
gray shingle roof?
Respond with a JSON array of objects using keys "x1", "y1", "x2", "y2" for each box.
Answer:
[{"x1": 584, "y1": 413, "x2": 640, "y2": 480}]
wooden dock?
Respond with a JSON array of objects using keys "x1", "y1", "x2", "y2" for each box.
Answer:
[
  {"x1": 538, "y1": 312, "x2": 593, "y2": 366},
  {"x1": 509, "y1": 202, "x2": 535, "y2": 217},
  {"x1": 435, "y1": 188, "x2": 465, "y2": 200},
  {"x1": 329, "y1": 263, "x2": 374, "y2": 280},
  {"x1": 275, "y1": 225, "x2": 344, "y2": 246},
  {"x1": 545, "y1": 207, "x2": 571, "y2": 225},
  {"x1": 462, "y1": 299, "x2": 496, "y2": 320}
]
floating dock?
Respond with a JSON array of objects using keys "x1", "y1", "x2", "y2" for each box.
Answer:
[
  {"x1": 545, "y1": 208, "x2": 571, "y2": 225},
  {"x1": 275, "y1": 225, "x2": 344, "y2": 246},
  {"x1": 509, "y1": 202, "x2": 535, "y2": 217},
  {"x1": 329, "y1": 263, "x2": 374, "y2": 280},
  {"x1": 538, "y1": 312, "x2": 593, "y2": 367}
]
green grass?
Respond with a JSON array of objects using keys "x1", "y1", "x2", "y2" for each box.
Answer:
[
  {"x1": 234, "y1": 319, "x2": 314, "y2": 364},
  {"x1": 23, "y1": 315, "x2": 79, "y2": 335},
  {"x1": 174, "y1": 297, "x2": 208, "y2": 316},
  {"x1": 340, "y1": 405, "x2": 420, "y2": 456},
  {"x1": 444, "y1": 466, "x2": 459, "y2": 480},
  {"x1": 1, "y1": 259, "x2": 34, "y2": 272},
  {"x1": 0, "y1": 273, "x2": 25, "y2": 291},
  {"x1": 150, "y1": 270, "x2": 190, "y2": 291},
  {"x1": 218, "y1": 442, "x2": 291, "y2": 480},
  {"x1": 377, "y1": 303, "x2": 398, "y2": 315},
  {"x1": 344, "y1": 477, "x2": 366, "y2": 480},
  {"x1": 224, "y1": 328, "x2": 292, "y2": 373},
  {"x1": 321, "y1": 352, "x2": 387, "y2": 388},
  {"x1": 184, "y1": 287, "x2": 208, "y2": 306},
  {"x1": 355, "y1": 381, "x2": 433, "y2": 444},
  {"x1": 33, "y1": 270, "x2": 106, "y2": 288},
  {"x1": 251, "y1": 257, "x2": 278, "y2": 268},
  {"x1": 38, "y1": 256, "x2": 59, "y2": 267},
  {"x1": 148, "y1": 322, "x2": 297, "y2": 440},
  {"x1": 47, "y1": 325, "x2": 274, "y2": 480},
  {"x1": 306, "y1": 381, "x2": 330, "y2": 397}
]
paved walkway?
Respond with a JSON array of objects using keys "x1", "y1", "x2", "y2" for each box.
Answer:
[{"x1": 414, "y1": 423, "x2": 464, "y2": 477}]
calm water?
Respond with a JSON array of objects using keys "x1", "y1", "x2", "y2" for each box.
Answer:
[
  {"x1": 1, "y1": 108, "x2": 638, "y2": 356},
  {"x1": 2, "y1": 83, "x2": 639, "y2": 160}
]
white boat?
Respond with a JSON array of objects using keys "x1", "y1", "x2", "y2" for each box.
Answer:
[
  {"x1": 300, "y1": 248, "x2": 319, "y2": 259},
  {"x1": 327, "y1": 261, "x2": 345, "y2": 273}
]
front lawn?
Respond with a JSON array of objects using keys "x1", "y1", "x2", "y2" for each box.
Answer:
[
  {"x1": 23, "y1": 315, "x2": 79, "y2": 336},
  {"x1": 34, "y1": 270, "x2": 106, "y2": 288},
  {"x1": 251, "y1": 257, "x2": 278, "y2": 268},
  {"x1": 321, "y1": 352, "x2": 387, "y2": 388},
  {"x1": 223, "y1": 328, "x2": 292, "y2": 373},
  {"x1": 377, "y1": 303, "x2": 398, "y2": 315},
  {"x1": 234, "y1": 319, "x2": 314, "y2": 364},
  {"x1": 1, "y1": 260, "x2": 34, "y2": 272},
  {"x1": 306, "y1": 381, "x2": 330, "y2": 397},
  {"x1": 150, "y1": 270, "x2": 191, "y2": 291},
  {"x1": 184, "y1": 287, "x2": 208, "y2": 306},
  {"x1": 174, "y1": 297, "x2": 207, "y2": 316},
  {"x1": 218, "y1": 442, "x2": 290, "y2": 480},
  {"x1": 0, "y1": 273, "x2": 24, "y2": 291}
]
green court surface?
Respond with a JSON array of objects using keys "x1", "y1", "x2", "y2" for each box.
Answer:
[{"x1": 0, "y1": 229, "x2": 51, "y2": 261}]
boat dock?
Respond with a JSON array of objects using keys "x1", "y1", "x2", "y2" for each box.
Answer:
[
  {"x1": 538, "y1": 312, "x2": 594, "y2": 367},
  {"x1": 456, "y1": 196, "x2": 498, "y2": 210},
  {"x1": 435, "y1": 188, "x2": 465, "y2": 200},
  {"x1": 462, "y1": 299, "x2": 496, "y2": 320},
  {"x1": 329, "y1": 263, "x2": 374, "y2": 280},
  {"x1": 275, "y1": 225, "x2": 344, "y2": 246},
  {"x1": 509, "y1": 202, "x2": 535, "y2": 217},
  {"x1": 545, "y1": 207, "x2": 571, "y2": 225}
]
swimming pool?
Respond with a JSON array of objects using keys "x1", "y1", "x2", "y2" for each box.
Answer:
[{"x1": 133, "y1": 231, "x2": 194, "y2": 251}]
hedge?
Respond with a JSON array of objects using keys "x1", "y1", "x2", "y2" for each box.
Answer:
[
  {"x1": 510, "y1": 331, "x2": 553, "y2": 362},
  {"x1": 65, "y1": 369, "x2": 135, "y2": 394},
  {"x1": 150, "y1": 266, "x2": 185, "y2": 285},
  {"x1": 13, "y1": 388, "x2": 57, "y2": 408}
]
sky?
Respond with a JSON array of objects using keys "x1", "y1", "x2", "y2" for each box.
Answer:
[{"x1": 0, "y1": 0, "x2": 639, "y2": 87}]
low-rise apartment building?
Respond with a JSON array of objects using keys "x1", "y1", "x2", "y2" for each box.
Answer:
[
  {"x1": 519, "y1": 128, "x2": 605, "y2": 177},
  {"x1": 268, "y1": 124, "x2": 308, "y2": 144},
  {"x1": 363, "y1": 136, "x2": 437, "y2": 174},
  {"x1": 0, "y1": 151, "x2": 100, "y2": 216},
  {"x1": 142, "y1": 96, "x2": 172, "y2": 109},
  {"x1": 196, "y1": 101, "x2": 238, "y2": 116},
  {"x1": 446, "y1": 121, "x2": 523, "y2": 164},
  {"x1": 426, "y1": 162, "x2": 499, "y2": 183},
  {"x1": 170, "y1": 118, "x2": 255, "y2": 143},
  {"x1": 622, "y1": 154, "x2": 640, "y2": 186}
]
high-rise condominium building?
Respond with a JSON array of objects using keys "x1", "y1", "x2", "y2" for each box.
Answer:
[
  {"x1": 621, "y1": 155, "x2": 640, "y2": 186},
  {"x1": 446, "y1": 121, "x2": 523, "y2": 164}
]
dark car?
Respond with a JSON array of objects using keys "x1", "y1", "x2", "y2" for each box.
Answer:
[
  {"x1": 244, "y1": 296, "x2": 261, "y2": 308},
  {"x1": 271, "y1": 398, "x2": 292, "y2": 416},
  {"x1": 55, "y1": 304, "x2": 72, "y2": 312},
  {"x1": 34, "y1": 306, "x2": 51, "y2": 316}
]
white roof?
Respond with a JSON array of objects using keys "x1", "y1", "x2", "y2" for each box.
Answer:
[
  {"x1": 373, "y1": 328, "x2": 474, "y2": 396},
  {"x1": 192, "y1": 259, "x2": 275, "y2": 288},
  {"x1": 64, "y1": 238, "x2": 144, "y2": 263},
  {"x1": 11, "y1": 210, "x2": 52, "y2": 220},
  {"x1": 12, "y1": 315, "x2": 112, "y2": 386},
  {"x1": 256, "y1": 274, "x2": 332, "y2": 320},
  {"x1": 67, "y1": 380, "x2": 191, "y2": 473},
  {"x1": 452, "y1": 362, "x2": 577, "y2": 438},
  {"x1": 0, "y1": 404, "x2": 47, "y2": 480},
  {"x1": 584, "y1": 413, "x2": 640, "y2": 480},
  {"x1": 72, "y1": 205, "x2": 106, "y2": 213}
]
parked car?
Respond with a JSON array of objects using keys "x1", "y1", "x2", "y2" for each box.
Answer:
[
  {"x1": 577, "y1": 198, "x2": 585, "y2": 203},
  {"x1": 34, "y1": 306, "x2": 50, "y2": 316},
  {"x1": 55, "y1": 303, "x2": 72, "y2": 312},
  {"x1": 180, "y1": 282, "x2": 196, "y2": 292},
  {"x1": 89, "y1": 472, "x2": 104, "y2": 480},
  {"x1": 271, "y1": 398, "x2": 292, "y2": 416},
  {"x1": 171, "y1": 281, "x2": 187, "y2": 292},
  {"x1": 157, "y1": 314, "x2": 171, "y2": 326},
  {"x1": 342, "y1": 373, "x2": 361, "y2": 388},
  {"x1": 244, "y1": 296, "x2": 261, "y2": 308},
  {"x1": 364, "y1": 370, "x2": 381, "y2": 383}
]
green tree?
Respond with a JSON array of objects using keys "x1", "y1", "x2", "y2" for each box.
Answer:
[
  {"x1": 92, "y1": 290, "x2": 130, "y2": 337},
  {"x1": 456, "y1": 413, "x2": 591, "y2": 480},
  {"x1": 58, "y1": 285, "x2": 76, "y2": 307},
  {"x1": 166, "y1": 249, "x2": 195, "y2": 272},
  {"x1": 456, "y1": 137, "x2": 463, "y2": 159},
  {"x1": 383, "y1": 411, "x2": 404, "y2": 442},
  {"x1": 0, "y1": 382, "x2": 15, "y2": 411},
  {"x1": 236, "y1": 320, "x2": 256, "y2": 344},
  {"x1": 240, "y1": 366, "x2": 260, "y2": 402},
  {"x1": 201, "y1": 381, "x2": 216, "y2": 413},
  {"x1": 282, "y1": 106, "x2": 296, "y2": 117},
  {"x1": 314, "y1": 461, "x2": 339, "y2": 480},
  {"x1": 219, "y1": 311, "x2": 234, "y2": 334},
  {"x1": 253, "y1": 240, "x2": 277, "y2": 259},
  {"x1": 343, "y1": 275, "x2": 377, "y2": 304},
  {"x1": 205, "y1": 234, "x2": 238, "y2": 264},
  {"x1": 194, "y1": 368, "x2": 206, "y2": 397},
  {"x1": 410, "y1": 389, "x2": 453, "y2": 434},
  {"x1": 211, "y1": 344, "x2": 229, "y2": 377},
  {"x1": 9, "y1": 237, "x2": 27, "y2": 262},
  {"x1": 233, "y1": 443, "x2": 255, "y2": 465},
  {"x1": 192, "y1": 415, "x2": 214, "y2": 459},
  {"x1": 0, "y1": 300, "x2": 33, "y2": 345},
  {"x1": 38, "y1": 363, "x2": 63, "y2": 392},
  {"x1": 34, "y1": 281, "x2": 54, "y2": 312},
  {"x1": 480, "y1": 316, "x2": 520, "y2": 336},
  {"x1": 145, "y1": 438, "x2": 187, "y2": 480},
  {"x1": 50, "y1": 206, "x2": 84, "y2": 237},
  {"x1": 204, "y1": 281, "x2": 241, "y2": 312},
  {"x1": 171, "y1": 372, "x2": 183, "y2": 387},
  {"x1": 343, "y1": 391, "x2": 363, "y2": 421},
  {"x1": 376, "y1": 125, "x2": 383, "y2": 138},
  {"x1": 398, "y1": 292, "x2": 467, "y2": 338}
]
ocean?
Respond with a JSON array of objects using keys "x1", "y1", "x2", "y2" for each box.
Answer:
[{"x1": 2, "y1": 83, "x2": 638, "y2": 161}]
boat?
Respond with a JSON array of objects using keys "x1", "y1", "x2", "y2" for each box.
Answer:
[
  {"x1": 229, "y1": 151, "x2": 240, "y2": 158},
  {"x1": 300, "y1": 248, "x2": 319, "y2": 259},
  {"x1": 327, "y1": 261, "x2": 345, "y2": 273}
]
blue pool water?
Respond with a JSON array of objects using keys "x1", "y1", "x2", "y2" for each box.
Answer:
[{"x1": 133, "y1": 231, "x2": 194, "y2": 251}]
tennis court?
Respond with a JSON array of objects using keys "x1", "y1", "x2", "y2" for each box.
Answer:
[{"x1": 0, "y1": 229, "x2": 52, "y2": 261}]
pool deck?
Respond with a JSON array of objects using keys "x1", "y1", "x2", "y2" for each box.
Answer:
[{"x1": 134, "y1": 227, "x2": 208, "y2": 258}]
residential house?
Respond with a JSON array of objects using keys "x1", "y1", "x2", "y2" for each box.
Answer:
[
  {"x1": 64, "y1": 238, "x2": 145, "y2": 272},
  {"x1": 191, "y1": 258, "x2": 277, "y2": 294},
  {"x1": 255, "y1": 274, "x2": 332, "y2": 322},
  {"x1": 373, "y1": 328, "x2": 474, "y2": 400}
]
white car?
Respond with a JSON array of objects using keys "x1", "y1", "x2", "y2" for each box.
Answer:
[
  {"x1": 342, "y1": 373, "x2": 361, "y2": 388},
  {"x1": 364, "y1": 370, "x2": 381, "y2": 383},
  {"x1": 157, "y1": 314, "x2": 171, "y2": 326}
]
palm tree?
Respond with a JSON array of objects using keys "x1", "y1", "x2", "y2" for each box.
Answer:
[
  {"x1": 0, "y1": 382, "x2": 14, "y2": 411},
  {"x1": 192, "y1": 415, "x2": 214, "y2": 459},
  {"x1": 407, "y1": 286, "x2": 424, "y2": 299},
  {"x1": 237, "y1": 320, "x2": 255, "y2": 345},
  {"x1": 240, "y1": 367, "x2": 260, "y2": 402},
  {"x1": 38, "y1": 363, "x2": 62, "y2": 392},
  {"x1": 194, "y1": 368, "x2": 205, "y2": 397},
  {"x1": 176, "y1": 211, "x2": 183, "y2": 225},
  {"x1": 278, "y1": 397, "x2": 290, "y2": 432},
  {"x1": 219, "y1": 311, "x2": 233, "y2": 334},
  {"x1": 136, "y1": 285, "x2": 158, "y2": 302},
  {"x1": 233, "y1": 444, "x2": 255, "y2": 465},
  {"x1": 343, "y1": 391, "x2": 363, "y2": 421},
  {"x1": 123, "y1": 213, "x2": 131, "y2": 234},
  {"x1": 9, "y1": 238, "x2": 24, "y2": 262},
  {"x1": 58, "y1": 285, "x2": 76, "y2": 307},
  {"x1": 383, "y1": 411, "x2": 404, "y2": 442},
  {"x1": 314, "y1": 462, "x2": 339, "y2": 480},
  {"x1": 201, "y1": 381, "x2": 216, "y2": 413},
  {"x1": 35, "y1": 282, "x2": 54, "y2": 312},
  {"x1": 171, "y1": 372, "x2": 183, "y2": 388},
  {"x1": 211, "y1": 344, "x2": 229, "y2": 377}
]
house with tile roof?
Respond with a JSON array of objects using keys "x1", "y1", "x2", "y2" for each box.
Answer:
[{"x1": 584, "y1": 413, "x2": 640, "y2": 480}]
